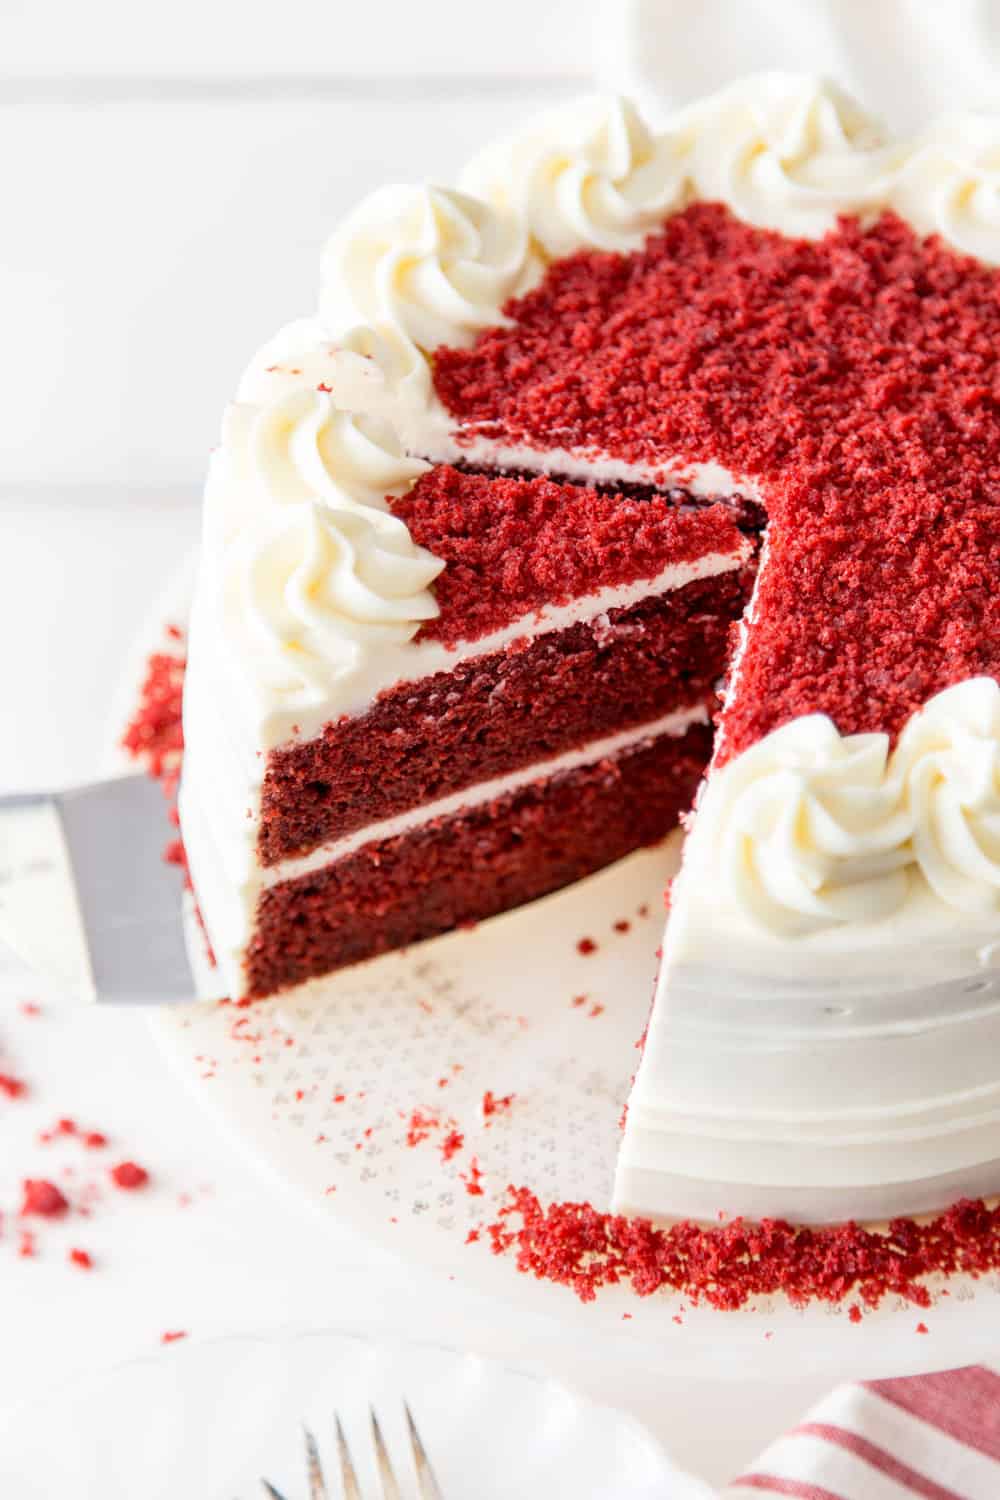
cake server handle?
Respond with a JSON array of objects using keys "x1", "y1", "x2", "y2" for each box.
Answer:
[{"x1": 0, "y1": 775, "x2": 196, "y2": 1005}]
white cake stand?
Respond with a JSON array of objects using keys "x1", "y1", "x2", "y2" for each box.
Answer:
[{"x1": 111, "y1": 553, "x2": 1000, "y2": 1379}]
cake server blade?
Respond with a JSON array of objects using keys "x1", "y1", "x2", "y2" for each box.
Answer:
[{"x1": 0, "y1": 774, "x2": 195, "y2": 1005}]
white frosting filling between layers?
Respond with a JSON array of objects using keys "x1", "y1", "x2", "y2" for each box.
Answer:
[
  {"x1": 260, "y1": 704, "x2": 710, "y2": 890},
  {"x1": 181, "y1": 697, "x2": 709, "y2": 999}
]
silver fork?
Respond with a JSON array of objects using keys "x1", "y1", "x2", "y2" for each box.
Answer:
[{"x1": 261, "y1": 1403, "x2": 443, "y2": 1499}]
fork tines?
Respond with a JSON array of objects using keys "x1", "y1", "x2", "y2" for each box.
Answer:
[{"x1": 262, "y1": 1402, "x2": 442, "y2": 1499}]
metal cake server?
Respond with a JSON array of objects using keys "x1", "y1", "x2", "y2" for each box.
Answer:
[{"x1": 0, "y1": 774, "x2": 195, "y2": 1005}]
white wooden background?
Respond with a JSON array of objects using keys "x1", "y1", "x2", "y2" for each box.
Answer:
[{"x1": 1, "y1": 0, "x2": 595, "y2": 498}]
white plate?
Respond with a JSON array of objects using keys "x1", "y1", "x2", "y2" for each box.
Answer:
[
  {"x1": 0, "y1": 1330, "x2": 701, "y2": 1500},
  {"x1": 119, "y1": 555, "x2": 1000, "y2": 1378}
]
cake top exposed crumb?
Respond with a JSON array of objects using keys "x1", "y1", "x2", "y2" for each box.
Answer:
[
  {"x1": 435, "y1": 205, "x2": 1000, "y2": 754},
  {"x1": 391, "y1": 465, "x2": 745, "y2": 647}
]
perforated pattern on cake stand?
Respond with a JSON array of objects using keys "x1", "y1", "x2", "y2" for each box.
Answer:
[{"x1": 158, "y1": 846, "x2": 663, "y2": 1254}]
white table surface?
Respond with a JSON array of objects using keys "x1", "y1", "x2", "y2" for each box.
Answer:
[{"x1": 0, "y1": 20, "x2": 957, "y2": 1483}]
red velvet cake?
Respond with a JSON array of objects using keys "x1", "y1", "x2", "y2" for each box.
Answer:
[{"x1": 181, "y1": 77, "x2": 1000, "y2": 1225}]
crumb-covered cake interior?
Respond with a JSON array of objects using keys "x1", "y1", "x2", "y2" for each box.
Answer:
[
  {"x1": 389, "y1": 464, "x2": 748, "y2": 645},
  {"x1": 435, "y1": 204, "x2": 1000, "y2": 753},
  {"x1": 257, "y1": 465, "x2": 751, "y2": 865}
]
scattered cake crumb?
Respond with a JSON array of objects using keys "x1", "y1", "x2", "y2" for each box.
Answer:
[
  {"x1": 110, "y1": 1162, "x2": 150, "y2": 1192},
  {"x1": 480, "y1": 1186, "x2": 1000, "y2": 1311},
  {"x1": 20, "y1": 1180, "x2": 69, "y2": 1218},
  {"x1": 481, "y1": 1091, "x2": 514, "y2": 1120},
  {"x1": 440, "y1": 1129, "x2": 465, "y2": 1163}
]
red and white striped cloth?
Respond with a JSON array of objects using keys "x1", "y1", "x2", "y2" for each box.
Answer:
[{"x1": 726, "y1": 1367, "x2": 1000, "y2": 1499}]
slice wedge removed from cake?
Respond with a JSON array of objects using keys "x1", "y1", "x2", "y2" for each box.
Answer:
[{"x1": 180, "y1": 352, "x2": 753, "y2": 999}]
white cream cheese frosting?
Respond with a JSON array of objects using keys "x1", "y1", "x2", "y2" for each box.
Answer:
[
  {"x1": 697, "y1": 679, "x2": 1000, "y2": 937},
  {"x1": 613, "y1": 682, "x2": 1000, "y2": 1225},
  {"x1": 708, "y1": 716, "x2": 913, "y2": 935},
  {"x1": 895, "y1": 676, "x2": 1000, "y2": 911},
  {"x1": 223, "y1": 499, "x2": 443, "y2": 702},
  {"x1": 893, "y1": 114, "x2": 1000, "y2": 266},
  {"x1": 675, "y1": 72, "x2": 909, "y2": 239},
  {"x1": 319, "y1": 184, "x2": 543, "y2": 357},
  {"x1": 461, "y1": 94, "x2": 689, "y2": 258}
]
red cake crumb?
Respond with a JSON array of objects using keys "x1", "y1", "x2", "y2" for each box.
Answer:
[
  {"x1": 21, "y1": 1180, "x2": 68, "y2": 1218},
  {"x1": 68, "y1": 1248, "x2": 93, "y2": 1270},
  {"x1": 440, "y1": 1129, "x2": 465, "y2": 1163},
  {"x1": 0, "y1": 1075, "x2": 27, "y2": 1100},
  {"x1": 483, "y1": 1188, "x2": 1000, "y2": 1311},
  {"x1": 436, "y1": 207, "x2": 1000, "y2": 750},
  {"x1": 161, "y1": 1330, "x2": 188, "y2": 1345},
  {"x1": 19, "y1": 1002, "x2": 41, "y2": 1018},
  {"x1": 916, "y1": 1322, "x2": 929, "y2": 1334},
  {"x1": 17, "y1": 1231, "x2": 37, "y2": 1259},
  {"x1": 482, "y1": 1091, "x2": 514, "y2": 1120},
  {"x1": 392, "y1": 466, "x2": 744, "y2": 647},
  {"x1": 83, "y1": 1132, "x2": 108, "y2": 1150},
  {"x1": 461, "y1": 1158, "x2": 485, "y2": 1197},
  {"x1": 405, "y1": 1110, "x2": 440, "y2": 1148},
  {"x1": 110, "y1": 1161, "x2": 150, "y2": 1191},
  {"x1": 120, "y1": 640, "x2": 185, "y2": 779},
  {"x1": 577, "y1": 938, "x2": 598, "y2": 956},
  {"x1": 120, "y1": 628, "x2": 217, "y2": 975}
]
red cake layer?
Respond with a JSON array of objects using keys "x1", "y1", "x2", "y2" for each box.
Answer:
[
  {"x1": 258, "y1": 569, "x2": 750, "y2": 865},
  {"x1": 246, "y1": 723, "x2": 712, "y2": 997},
  {"x1": 390, "y1": 465, "x2": 745, "y2": 646},
  {"x1": 434, "y1": 206, "x2": 1000, "y2": 755}
]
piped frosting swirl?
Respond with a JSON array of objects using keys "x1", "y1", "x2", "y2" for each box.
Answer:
[
  {"x1": 893, "y1": 115, "x2": 1000, "y2": 266},
  {"x1": 319, "y1": 184, "x2": 542, "y2": 355},
  {"x1": 895, "y1": 678, "x2": 1000, "y2": 911},
  {"x1": 461, "y1": 95, "x2": 688, "y2": 258},
  {"x1": 677, "y1": 73, "x2": 908, "y2": 239},
  {"x1": 227, "y1": 499, "x2": 442, "y2": 699},
  {"x1": 706, "y1": 678, "x2": 1000, "y2": 935},
  {"x1": 207, "y1": 345, "x2": 442, "y2": 702},
  {"x1": 710, "y1": 716, "x2": 913, "y2": 935}
]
